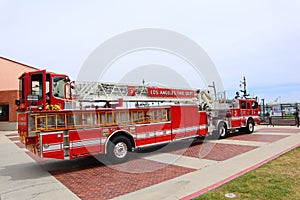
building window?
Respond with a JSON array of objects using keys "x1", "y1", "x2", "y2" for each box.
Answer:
[{"x1": 0, "y1": 104, "x2": 9, "y2": 121}]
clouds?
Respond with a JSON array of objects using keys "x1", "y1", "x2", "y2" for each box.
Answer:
[{"x1": 0, "y1": 0, "x2": 299, "y2": 102}]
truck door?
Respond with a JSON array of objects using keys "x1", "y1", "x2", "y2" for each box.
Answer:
[
  {"x1": 239, "y1": 100, "x2": 248, "y2": 126},
  {"x1": 49, "y1": 74, "x2": 70, "y2": 109},
  {"x1": 26, "y1": 70, "x2": 47, "y2": 109},
  {"x1": 231, "y1": 108, "x2": 241, "y2": 127}
]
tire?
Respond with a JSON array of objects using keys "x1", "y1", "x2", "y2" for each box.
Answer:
[
  {"x1": 106, "y1": 136, "x2": 132, "y2": 164},
  {"x1": 217, "y1": 122, "x2": 227, "y2": 139},
  {"x1": 245, "y1": 120, "x2": 255, "y2": 134}
]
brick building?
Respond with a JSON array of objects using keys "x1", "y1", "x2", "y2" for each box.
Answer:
[{"x1": 0, "y1": 57, "x2": 38, "y2": 130}]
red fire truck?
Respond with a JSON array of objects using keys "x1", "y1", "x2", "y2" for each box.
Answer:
[{"x1": 16, "y1": 70, "x2": 260, "y2": 163}]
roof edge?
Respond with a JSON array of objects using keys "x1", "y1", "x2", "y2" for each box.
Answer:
[{"x1": 0, "y1": 56, "x2": 39, "y2": 70}]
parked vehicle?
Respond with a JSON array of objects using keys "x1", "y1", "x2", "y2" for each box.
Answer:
[{"x1": 16, "y1": 70, "x2": 260, "y2": 163}]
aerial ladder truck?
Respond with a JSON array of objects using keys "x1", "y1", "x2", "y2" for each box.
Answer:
[{"x1": 16, "y1": 70, "x2": 260, "y2": 163}]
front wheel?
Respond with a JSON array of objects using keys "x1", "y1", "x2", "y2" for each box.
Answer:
[
  {"x1": 246, "y1": 120, "x2": 255, "y2": 134},
  {"x1": 217, "y1": 122, "x2": 227, "y2": 139},
  {"x1": 106, "y1": 136, "x2": 132, "y2": 164}
]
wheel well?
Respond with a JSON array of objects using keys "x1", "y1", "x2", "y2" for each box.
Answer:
[
  {"x1": 247, "y1": 117, "x2": 254, "y2": 125},
  {"x1": 218, "y1": 121, "x2": 227, "y2": 128},
  {"x1": 105, "y1": 131, "x2": 135, "y2": 154}
]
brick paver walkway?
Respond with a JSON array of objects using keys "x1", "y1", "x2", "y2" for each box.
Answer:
[{"x1": 5, "y1": 126, "x2": 300, "y2": 200}]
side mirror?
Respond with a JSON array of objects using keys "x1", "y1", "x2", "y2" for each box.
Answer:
[
  {"x1": 15, "y1": 100, "x2": 20, "y2": 106},
  {"x1": 64, "y1": 77, "x2": 71, "y2": 82}
]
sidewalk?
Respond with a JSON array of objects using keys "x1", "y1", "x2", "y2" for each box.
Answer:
[
  {"x1": 0, "y1": 126, "x2": 299, "y2": 200},
  {"x1": 115, "y1": 126, "x2": 300, "y2": 200},
  {"x1": 0, "y1": 131, "x2": 79, "y2": 200}
]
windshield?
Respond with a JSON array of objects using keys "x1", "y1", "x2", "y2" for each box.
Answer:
[{"x1": 52, "y1": 76, "x2": 67, "y2": 99}]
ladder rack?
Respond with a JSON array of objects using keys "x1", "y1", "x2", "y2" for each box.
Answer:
[{"x1": 73, "y1": 81, "x2": 213, "y2": 104}]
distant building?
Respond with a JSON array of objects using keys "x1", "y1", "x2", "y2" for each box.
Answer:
[
  {"x1": 0, "y1": 56, "x2": 38, "y2": 130},
  {"x1": 266, "y1": 102, "x2": 299, "y2": 117}
]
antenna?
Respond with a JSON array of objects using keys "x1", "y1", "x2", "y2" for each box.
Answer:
[
  {"x1": 240, "y1": 76, "x2": 249, "y2": 98},
  {"x1": 208, "y1": 81, "x2": 217, "y2": 99}
]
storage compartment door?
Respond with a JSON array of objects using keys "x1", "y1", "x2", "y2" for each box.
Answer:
[{"x1": 40, "y1": 132, "x2": 64, "y2": 159}]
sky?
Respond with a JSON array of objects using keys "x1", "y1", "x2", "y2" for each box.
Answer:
[{"x1": 1, "y1": 0, "x2": 300, "y2": 103}]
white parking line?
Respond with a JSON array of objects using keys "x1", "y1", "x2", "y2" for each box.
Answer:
[
  {"x1": 6, "y1": 135, "x2": 19, "y2": 139},
  {"x1": 253, "y1": 132, "x2": 294, "y2": 136}
]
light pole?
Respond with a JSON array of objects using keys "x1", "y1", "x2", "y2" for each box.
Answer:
[{"x1": 261, "y1": 98, "x2": 265, "y2": 120}]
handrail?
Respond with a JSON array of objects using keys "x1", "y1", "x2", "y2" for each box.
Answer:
[{"x1": 30, "y1": 108, "x2": 170, "y2": 132}]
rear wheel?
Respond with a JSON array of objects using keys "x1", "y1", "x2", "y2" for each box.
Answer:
[
  {"x1": 106, "y1": 136, "x2": 132, "y2": 164},
  {"x1": 246, "y1": 120, "x2": 255, "y2": 134},
  {"x1": 217, "y1": 122, "x2": 227, "y2": 139}
]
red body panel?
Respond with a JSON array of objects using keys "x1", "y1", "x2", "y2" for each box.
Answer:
[
  {"x1": 198, "y1": 112, "x2": 207, "y2": 136},
  {"x1": 170, "y1": 105, "x2": 206, "y2": 139},
  {"x1": 17, "y1": 113, "x2": 28, "y2": 143},
  {"x1": 40, "y1": 132, "x2": 64, "y2": 159},
  {"x1": 135, "y1": 124, "x2": 157, "y2": 146},
  {"x1": 17, "y1": 113, "x2": 28, "y2": 132},
  {"x1": 69, "y1": 128, "x2": 102, "y2": 141},
  {"x1": 170, "y1": 106, "x2": 185, "y2": 139},
  {"x1": 135, "y1": 122, "x2": 172, "y2": 146},
  {"x1": 231, "y1": 109, "x2": 241, "y2": 127},
  {"x1": 155, "y1": 122, "x2": 172, "y2": 143},
  {"x1": 69, "y1": 129, "x2": 102, "y2": 159}
]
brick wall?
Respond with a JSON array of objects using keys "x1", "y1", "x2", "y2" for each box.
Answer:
[
  {"x1": 0, "y1": 57, "x2": 39, "y2": 130},
  {"x1": 0, "y1": 90, "x2": 19, "y2": 122}
]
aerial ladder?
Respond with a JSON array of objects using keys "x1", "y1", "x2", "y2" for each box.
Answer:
[{"x1": 72, "y1": 81, "x2": 215, "y2": 109}]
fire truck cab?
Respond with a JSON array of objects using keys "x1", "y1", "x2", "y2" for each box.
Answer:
[
  {"x1": 16, "y1": 69, "x2": 73, "y2": 112},
  {"x1": 207, "y1": 98, "x2": 260, "y2": 139}
]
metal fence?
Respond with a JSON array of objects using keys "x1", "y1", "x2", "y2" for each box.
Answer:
[{"x1": 264, "y1": 116, "x2": 297, "y2": 126}]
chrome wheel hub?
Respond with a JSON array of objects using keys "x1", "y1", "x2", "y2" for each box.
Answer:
[
  {"x1": 114, "y1": 142, "x2": 127, "y2": 158},
  {"x1": 249, "y1": 123, "x2": 254, "y2": 132},
  {"x1": 219, "y1": 127, "x2": 226, "y2": 136}
]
